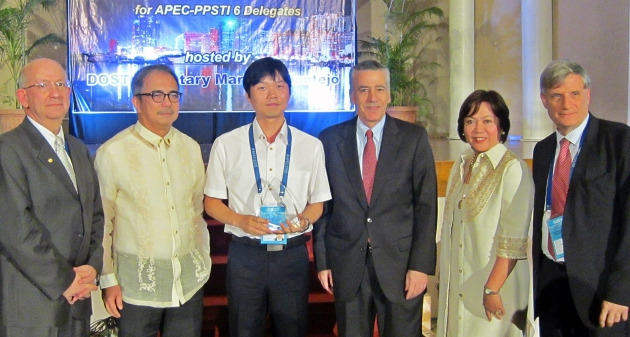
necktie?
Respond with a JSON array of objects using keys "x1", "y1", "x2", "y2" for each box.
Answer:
[
  {"x1": 55, "y1": 136, "x2": 78, "y2": 191},
  {"x1": 548, "y1": 138, "x2": 571, "y2": 258},
  {"x1": 362, "y1": 129, "x2": 377, "y2": 204}
]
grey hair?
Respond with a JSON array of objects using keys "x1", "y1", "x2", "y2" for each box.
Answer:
[
  {"x1": 350, "y1": 60, "x2": 390, "y2": 91},
  {"x1": 540, "y1": 60, "x2": 591, "y2": 92}
]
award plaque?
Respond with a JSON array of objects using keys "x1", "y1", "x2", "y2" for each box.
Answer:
[{"x1": 255, "y1": 177, "x2": 301, "y2": 244}]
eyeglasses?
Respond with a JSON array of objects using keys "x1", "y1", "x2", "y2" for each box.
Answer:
[
  {"x1": 23, "y1": 81, "x2": 72, "y2": 91},
  {"x1": 135, "y1": 90, "x2": 182, "y2": 103}
]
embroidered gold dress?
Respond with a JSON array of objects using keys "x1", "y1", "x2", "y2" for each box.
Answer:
[{"x1": 437, "y1": 143, "x2": 533, "y2": 336}]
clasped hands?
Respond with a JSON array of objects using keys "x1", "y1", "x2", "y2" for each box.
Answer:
[
  {"x1": 62, "y1": 265, "x2": 98, "y2": 304},
  {"x1": 236, "y1": 213, "x2": 310, "y2": 236}
]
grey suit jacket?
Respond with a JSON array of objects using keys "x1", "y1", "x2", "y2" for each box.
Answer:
[
  {"x1": 0, "y1": 118, "x2": 104, "y2": 336},
  {"x1": 532, "y1": 114, "x2": 630, "y2": 328},
  {"x1": 314, "y1": 115, "x2": 437, "y2": 303}
]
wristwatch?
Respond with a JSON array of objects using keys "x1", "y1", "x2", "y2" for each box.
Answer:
[
  {"x1": 298, "y1": 217, "x2": 311, "y2": 233},
  {"x1": 483, "y1": 287, "x2": 499, "y2": 295}
]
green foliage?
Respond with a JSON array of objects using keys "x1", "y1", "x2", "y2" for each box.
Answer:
[
  {"x1": 0, "y1": 0, "x2": 65, "y2": 108},
  {"x1": 359, "y1": 0, "x2": 444, "y2": 120}
]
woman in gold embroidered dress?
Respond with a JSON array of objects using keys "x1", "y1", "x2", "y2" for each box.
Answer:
[{"x1": 437, "y1": 90, "x2": 534, "y2": 336}]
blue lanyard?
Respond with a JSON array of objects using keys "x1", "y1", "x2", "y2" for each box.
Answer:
[
  {"x1": 249, "y1": 124, "x2": 292, "y2": 197},
  {"x1": 545, "y1": 124, "x2": 589, "y2": 210}
]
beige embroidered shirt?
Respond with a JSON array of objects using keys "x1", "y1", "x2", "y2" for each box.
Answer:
[{"x1": 95, "y1": 122, "x2": 211, "y2": 307}]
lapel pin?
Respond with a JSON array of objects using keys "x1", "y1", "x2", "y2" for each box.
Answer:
[{"x1": 48, "y1": 158, "x2": 53, "y2": 163}]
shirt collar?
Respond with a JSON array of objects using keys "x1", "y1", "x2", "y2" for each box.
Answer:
[
  {"x1": 252, "y1": 118, "x2": 289, "y2": 145},
  {"x1": 134, "y1": 121, "x2": 174, "y2": 147},
  {"x1": 27, "y1": 116, "x2": 64, "y2": 146},
  {"x1": 356, "y1": 116, "x2": 386, "y2": 143},
  {"x1": 555, "y1": 113, "x2": 590, "y2": 146},
  {"x1": 461, "y1": 143, "x2": 507, "y2": 169}
]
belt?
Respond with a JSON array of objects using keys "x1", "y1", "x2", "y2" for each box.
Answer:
[{"x1": 231, "y1": 234, "x2": 309, "y2": 252}]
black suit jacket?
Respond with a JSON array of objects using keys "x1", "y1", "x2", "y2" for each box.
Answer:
[
  {"x1": 314, "y1": 115, "x2": 437, "y2": 303},
  {"x1": 532, "y1": 114, "x2": 630, "y2": 328},
  {"x1": 0, "y1": 118, "x2": 104, "y2": 336}
]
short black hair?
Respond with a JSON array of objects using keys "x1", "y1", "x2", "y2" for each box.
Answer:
[
  {"x1": 242, "y1": 57, "x2": 292, "y2": 97},
  {"x1": 457, "y1": 90, "x2": 511, "y2": 143},
  {"x1": 131, "y1": 64, "x2": 179, "y2": 95}
]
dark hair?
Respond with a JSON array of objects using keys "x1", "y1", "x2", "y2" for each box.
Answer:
[
  {"x1": 242, "y1": 57, "x2": 292, "y2": 96},
  {"x1": 540, "y1": 59, "x2": 591, "y2": 93},
  {"x1": 131, "y1": 64, "x2": 179, "y2": 95},
  {"x1": 349, "y1": 60, "x2": 390, "y2": 91},
  {"x1": 457, "y1": 90, "x2": 510, "y2": 143}
]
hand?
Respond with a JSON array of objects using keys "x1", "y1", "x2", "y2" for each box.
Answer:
[
  {"x1": 102, "y1": 285, "x2": 124, "y2": 318},
  {"x1": 483, "y1": 292, "x2": 505, "y2": 321},
  {"x1": 599, "y1": 300, "x2": 629, "y2": 327},
  {"x1": 72, "y1": 265, "x2": 99, "y2": 300},
  {"x1": 405, "y1": 270, "x2": 428, "y2": 300},
  {"x1": 318, "y1": 270, "x2": 334, "y2": 295},
  {"x1": 277, "y1": 213, "x2": 309, "y2": 234},
  {"x1": 74, "y1": 265, "x2": 98, "y2": 285},
  {"x1": 62, "y1": 266, "x2": 99, "y2": 304},
  {"x1": 235, "y1": 214, "x2": 272, "y2": 236}
]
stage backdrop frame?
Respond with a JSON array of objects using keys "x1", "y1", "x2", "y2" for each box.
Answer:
[{"x1": 67, "y1": 0, "x2": 356, "y2": 144}]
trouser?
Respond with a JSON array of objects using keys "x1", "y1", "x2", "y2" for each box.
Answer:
[
  {"x1": 117, "y1": 288, "x2": 203, "y2": 337},
  {"x1": 227, "y1": 235, "x2": 310, "y2": 337}
]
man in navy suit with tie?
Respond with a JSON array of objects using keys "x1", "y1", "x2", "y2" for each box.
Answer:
[
  {"x1": 314, "y1": 60, "x2": 437, "y2": 337},
  {"x1": 533, "y1": 60, "x2": 630, "y2": 336}
]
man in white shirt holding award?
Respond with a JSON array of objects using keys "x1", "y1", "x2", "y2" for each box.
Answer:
[{"x1": 204, "y1": 57, "x2": 331, "y2": 337}]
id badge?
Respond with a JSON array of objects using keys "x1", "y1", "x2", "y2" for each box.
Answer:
[
  {"x1": 547, "y1": 215, "x2": 565, "y2": 259},
  {"x1": 261, "y1": 234, "x2": 287, "y2": 244}
]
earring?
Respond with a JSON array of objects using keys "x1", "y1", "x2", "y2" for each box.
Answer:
[{"x1": 501, "y1": 131, "x2": 505, "y2": 136}]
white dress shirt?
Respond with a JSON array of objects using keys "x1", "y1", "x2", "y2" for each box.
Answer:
[
  {"x1": 27, "y1": 116, "x2": 67, "y2": 152},
  {"x1": 204, "y1": 119, "x2": 331, "y2": 239}
]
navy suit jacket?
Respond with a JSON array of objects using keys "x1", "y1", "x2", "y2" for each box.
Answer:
[
  {"x1": 314, "y1": 115, "x2": 437, "y2": 303},
  {"x1": 0, "y1": 118, "x2": 104, "y2": 336},
  {"x1": 532, "y1": 114, "x2": 630, "y2": 328}
]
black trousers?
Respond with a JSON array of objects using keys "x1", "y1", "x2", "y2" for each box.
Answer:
[
  {"x1": 335, "y1": 249, "x2": 423, "y2": 337},
  {"x1": 117, "y1": 288, "x2": 203, "y2": 337},
  {"x1": 226, "y1": 236, "x2": 310, "y2": 337}
]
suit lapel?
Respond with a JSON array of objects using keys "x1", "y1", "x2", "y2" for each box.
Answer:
[
  {"x1": 369, "y1": 116, "x2": 400, "y2": 206},
  {"x1": 22, "y1": 119, "x2": 80, "y2": 198},
  {"x1": 67, "y1": 137, "x2": 88, "y2": 198},
  {"x1": 336, "y1": 118, "x2": 370, "y2": 209},
  {"x1": 535, "y1": 136, "x2": 556, "y2": 185},
  {"x1": 569, "y1": 115, "x2": 597, "y2": 185},
  {"x1": 66, "y1": 135, "x2": 91, "y2": 252}
]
